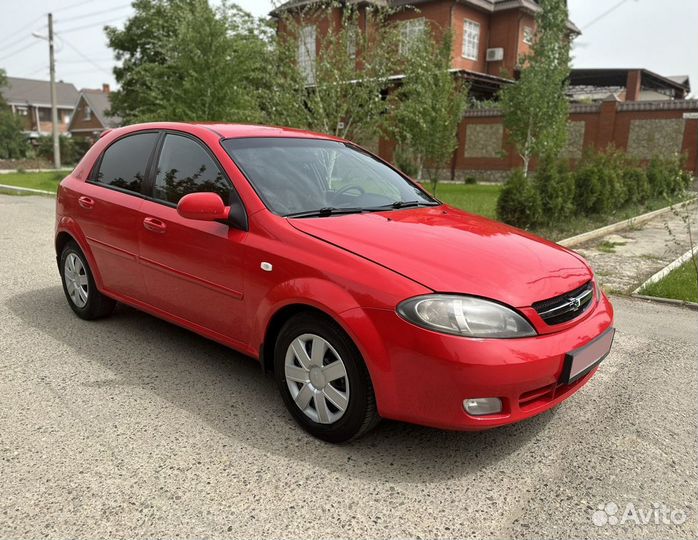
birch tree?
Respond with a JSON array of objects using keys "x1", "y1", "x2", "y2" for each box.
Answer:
[{"x1": 499, "y1": 0, "x2": 572, "y2": 176}]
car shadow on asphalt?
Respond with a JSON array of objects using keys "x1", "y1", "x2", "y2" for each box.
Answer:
[{"x1": 7, "y1": 286, "x2": 557, "y2": 483}]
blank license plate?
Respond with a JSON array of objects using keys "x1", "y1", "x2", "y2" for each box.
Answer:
[{"x1": 561, "y1": 328, "x2": 615, "y2": 384}]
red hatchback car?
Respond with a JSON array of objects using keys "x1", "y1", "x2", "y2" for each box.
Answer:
[{"x1": 55, "y1": 122, "x2": 614, "y2": 442}]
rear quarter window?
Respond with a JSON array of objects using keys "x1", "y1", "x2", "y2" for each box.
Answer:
[{"x1": 94, "y1": 132, "x2": 159, "y2": 194}]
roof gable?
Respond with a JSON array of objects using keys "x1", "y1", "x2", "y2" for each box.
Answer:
[{"x1": 2, "y1": 76, "x2": 79, "y2": 108}]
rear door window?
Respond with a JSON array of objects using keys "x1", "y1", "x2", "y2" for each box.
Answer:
[
  {"x1": 152, "y1": 134, "x2": 231, "y2": 205},
  {"x1": 95, "y1": 132, "x2": 159, "y2": 194}
]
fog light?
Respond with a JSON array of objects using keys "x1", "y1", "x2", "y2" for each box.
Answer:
[{"x1": 463, "y1": 397, "x2": 503, "y2": 416}]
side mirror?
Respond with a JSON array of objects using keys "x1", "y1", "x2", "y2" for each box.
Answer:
[{"x1": 177, "y1": 192, "x2": 229, "y2": 222}]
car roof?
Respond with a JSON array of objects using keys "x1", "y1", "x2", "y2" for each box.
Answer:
[{"x1": 109, "y1": 122, "x2": 344, "y2": 142}]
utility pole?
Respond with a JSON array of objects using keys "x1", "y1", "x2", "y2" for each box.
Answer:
[{"x1": 48, "y1": 13, "x2": 60, "y2": 169}]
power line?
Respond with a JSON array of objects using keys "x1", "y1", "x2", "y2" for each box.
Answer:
[
  {"x1": 53, "y1": 0, "x2": 98, "y2": 14},
  {"x1": 0, "y1": 16, "x2": 45, "y2": 49},
  {"x1": 55, "y1": 3, "x2": 131, "y2": 24},
  {"x1": 582, "y1": 0, "x2": 638, "y2": 30},
  {"x1": 0, "y1": 39, "x2": 42, "y2": 63},
  {"x1": 55, "y1": 57, "x2": 115, "y2": 64},
  {"x1": 57, "y1": 15, "x2": 129, "y2": 34},
  {"x1": 58, "y1": 35, "x2": 113, "y2": 75}
]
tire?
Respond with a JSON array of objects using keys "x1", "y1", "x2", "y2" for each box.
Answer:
[
  {"x1": 274, "y1": 313, "x2": 380, "y2": 443},
  {"x1": 59, "y1": 240, "x2": 116, "y2": 320}
]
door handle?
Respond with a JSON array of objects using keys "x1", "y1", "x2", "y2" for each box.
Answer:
[
  {"x1": 143, "y1": 217, "x2": 167, "y2": 234},
  {"x1": 78, "y1": 196, "x2": 95, "y2": 209}
]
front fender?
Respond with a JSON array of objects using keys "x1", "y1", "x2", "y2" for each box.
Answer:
[{"x1": 253, "y1": 276, "x2": 363, "y2": 348}]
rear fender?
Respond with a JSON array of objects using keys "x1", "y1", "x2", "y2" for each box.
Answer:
[{"x1": 55, "y1": 217, "x2": 105, "y2": 290}]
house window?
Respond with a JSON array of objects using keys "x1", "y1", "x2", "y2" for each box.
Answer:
[
  {"x1": 399, "y1": 18, "x2": 426, "y2": 55},
  {"x1": 298, "y1": 25, "x2": 316, "y2": 84},
  {"x1": 523, "y1": 26, "x2": 534, "y2": 45},
  {"x1": 16, "y1": 106, "x2": 28, "y2": 116},
  {"x1": 38, "y1": 108, "x2": 52, "y2": 122},
  {"x1": 84, "y1": 106, "x2": 92, "y2": 121},
  {"x1": 462, "y1": 19, "x2": 480, "y2": 60}
]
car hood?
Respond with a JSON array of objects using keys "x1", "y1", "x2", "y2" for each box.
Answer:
[{"x1": 288, "y1": 206, "x2": 593, "y2": 308}]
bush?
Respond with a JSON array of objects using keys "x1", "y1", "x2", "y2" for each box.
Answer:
[
  {"x1": 646, "y1": 157, "x2": 671, "y2": 198},
  {"x1": 574, "y1": 158, "x2": 607, "y2": 215},
  {"x1": 497, "y1": 169, "x2": 542, "y2": 228},
  {"x1": 603, "y1": 149, "x2": 629, "y2": 207},
  {"x1": 36, "y1": 135, "x2": 91, "y2": 165},
  {"x1": 0, "y1": 109, "x2": 27, "y2": 159},
  {"x1": 622, "y1": 167, "x2": 650, "y2": 205},
  {"x1": 464, "y1": 175, "x2": 478, "y2": 185},
  {"x1": 535, "y1": 157, "x2": 575, "y2": 224},
  {"x1": 573, "y1": 148, "x2": 633, "y2": 215}
]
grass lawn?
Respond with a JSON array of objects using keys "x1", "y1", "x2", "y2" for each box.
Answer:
[
  {"x1": 0, "y1": 171, "x2": 69, "y2": 193},
  {"x1": 427, "y1": 183, "x2": 502, "y2": 219},
  {"x1": 640, "y1": 259, "x2": 698, "y2": 303},
  {"x1": 427, "y1": 183, "x2": 693, "y2": 241}
]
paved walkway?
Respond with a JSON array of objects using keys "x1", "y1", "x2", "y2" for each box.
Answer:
[{"x1": 575, "y1": 200, "x2": 698, "y2": 293}]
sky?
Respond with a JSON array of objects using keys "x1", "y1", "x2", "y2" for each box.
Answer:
[{"x1": 0, "y1": 0, "x2": 696, "y2": 97}]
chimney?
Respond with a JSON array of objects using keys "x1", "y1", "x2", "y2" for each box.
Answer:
[{"x1": 102, "y1": 83, "x2": 110, "y2": 94}]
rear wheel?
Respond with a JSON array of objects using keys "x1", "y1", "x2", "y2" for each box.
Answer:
[
  {"x1": 274, "y1": 313, "x2": 379, "y2": 443},
  {"x1": 59, "y1": 241, "x2": 116, "y2": 320}
]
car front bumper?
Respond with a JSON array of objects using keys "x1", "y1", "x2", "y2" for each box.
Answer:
[{"x1": 344, "y1": 292, "x2": 615, "y2": 431}]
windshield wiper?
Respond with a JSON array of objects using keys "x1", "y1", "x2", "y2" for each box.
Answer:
[
  {"x1": 369, "y1": 200, "x2": 441, "y2": 211},
  {"x1": 285, "y1": 201, "x2": 440, "y2": 218},
  {"x1": 285, "y1": 207, "x2": 367, "y2": 218}
]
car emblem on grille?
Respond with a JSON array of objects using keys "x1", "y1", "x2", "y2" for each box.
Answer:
[{"x1": 567, "y1": 296, "x2": 582, "y2": 311}]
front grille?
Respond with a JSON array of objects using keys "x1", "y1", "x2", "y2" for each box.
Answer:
[{"x1": 532, "y1": 281, "x2": 594, "y2": 326}]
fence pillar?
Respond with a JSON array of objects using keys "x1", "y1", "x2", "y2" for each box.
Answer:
[
  {"x1": 625, "y1": 70, "x2": 642, "y2": 102},
  {"x1": 597, "y1": 97, "x2": 619, "y2": 151}
]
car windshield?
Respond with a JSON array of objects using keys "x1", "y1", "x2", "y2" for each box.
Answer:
[{"x1": 222, "y1": 137, "x2": 439, "y2": 217}]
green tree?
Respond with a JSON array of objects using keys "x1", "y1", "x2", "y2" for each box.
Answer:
[
  {"x1": 499, "y1": 0, "x2": 571, "y2": 176},
  {"x1": 0, "y1": 68, "x2": 26, "y2": 159},
  {"x1": 265, "y1": 3, "x2": 400, "y2": 145},
  {"x1": 390, "y1": 28, "x2": 468, "y2": 194},
  {"x1": 106, "y1": 0, "x2": 269, "y2": 123}
]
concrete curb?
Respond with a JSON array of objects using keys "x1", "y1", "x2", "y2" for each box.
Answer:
[
  {"x1": 558, "y1": 198, "x2": 697, "y2": 248},
  {"x1": 632, "y1": 245, "x2": 698, "y2": 294},
  {"x1": 630, "y1": 294, "x2": 698, "y2": 311},
  {"x1": 0, "y1": 184, "x2": 55, "y2": 196}
]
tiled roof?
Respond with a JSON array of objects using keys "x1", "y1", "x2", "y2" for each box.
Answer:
[
  {"x1": 80, "y1": 89, "x2": 121, "y2": 128},
  {"x1": 1, "y1": 76, "x2": 79, "y2": 108}
]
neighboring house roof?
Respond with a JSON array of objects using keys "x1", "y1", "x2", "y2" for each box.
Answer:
[
  {"x1": 569, "y1": 68, "x2": 691, "y2": 98},
  {"x1": 68, "y1": 89, "x2": 121, "y2": 132},
  {"x1": 1, "y1": 76, "x2": 79, "y2": 108}
]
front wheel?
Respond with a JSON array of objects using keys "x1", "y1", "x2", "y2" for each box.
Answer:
[
  {"x1": 274, "y1": 313, "x2": 379, "y2": 443},
  {"x1": 59, "y1": 240, "x2": 116, "y2": 320}
]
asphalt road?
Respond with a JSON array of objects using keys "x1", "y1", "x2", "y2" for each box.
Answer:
[{"x1": 1, "y1": 195, "x2": 696, "y2": 540}]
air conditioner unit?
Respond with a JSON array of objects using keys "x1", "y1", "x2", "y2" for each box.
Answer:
[{"x1": 486, "y1": 48, "x2": 504, "y2": 62}]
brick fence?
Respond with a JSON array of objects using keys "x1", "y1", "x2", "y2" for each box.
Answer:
[{"x1": 378, "y1": 99, "x2": 698, "y2": 182}]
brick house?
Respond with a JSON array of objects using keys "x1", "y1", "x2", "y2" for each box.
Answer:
[
  {"x1": 273, "y1": 0, "x2": 581, "y2": 98},
  {"x1": 1, "y1": 76, "x2": 78, "y2": 138},
  {"x1": 68, "y1": 84, "x2": 121, "y2": 142},
  {"x1": 274, "y1": 1, "x2": 697, "y2": 177}
]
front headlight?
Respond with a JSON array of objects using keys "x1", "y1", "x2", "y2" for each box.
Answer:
[{"x1": 397, "y1": 294, "x2": 537, "y2": 339}]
